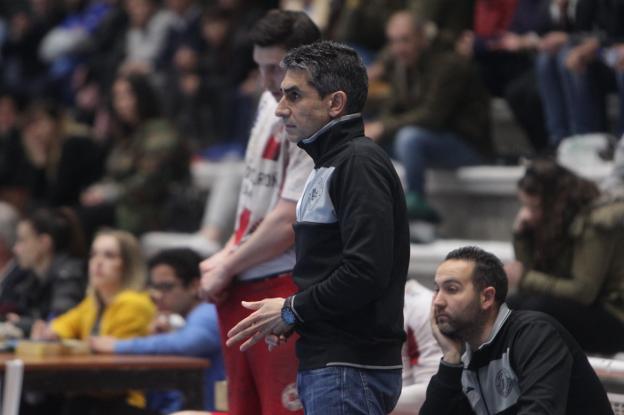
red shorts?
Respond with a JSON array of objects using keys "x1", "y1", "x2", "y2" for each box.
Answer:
[{"x1": 217, "y1": 273, "x2": 302, "y2": 415}]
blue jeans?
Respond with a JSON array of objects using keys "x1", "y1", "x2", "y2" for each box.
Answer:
[
  {"x1": 297, "y1": 366, "x2": 402, "y2": 415},
  {"x1": 560, "y1": 47, "x2": 607, "y2": 136},
  {"x1": 535, "y1": 50, "x2": 572, "y2": 145},
  {"x1": 536, "y1": 46, "x2": 608, "y2": 145},
  {"x1": 392, "y1": 126, "x2": 483, "y2": 195}
]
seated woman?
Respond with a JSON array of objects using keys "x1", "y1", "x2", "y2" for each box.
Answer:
[
  {"x1": 9, "y1": 100, "x2": 103, "y2": 210},
  {"x1": 80, "y1": 73, "x2": 190, "y2": 236},
  {"x1": 505, "y1": 158, "x2": 624, "y2": 355},
  {"x1": 90, "y1": 248, "x2": 225, "y2": 413},
  {"x1": 33, "y1": 229, "x2": 156, "y2": 413},
  {"x1": 10, "y1": 207, "x2": 87, "y2": 336}
]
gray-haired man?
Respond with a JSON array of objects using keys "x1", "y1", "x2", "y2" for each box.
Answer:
[{"x1": 227, "y1": 41, "x2": 410, "y2": 414}]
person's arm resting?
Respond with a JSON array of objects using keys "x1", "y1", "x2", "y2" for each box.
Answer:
[
  {"x1": 115, "y1": 305, "x2": 220, "y2": 356},
  {"x1": 520, "y1": 226, "x2": 615, "y2": 304},
  {"x1": 420, "y1": 360, "x2": 472, "y2": 415}
]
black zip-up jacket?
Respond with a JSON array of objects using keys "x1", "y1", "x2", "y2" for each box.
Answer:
[
  {"x1": 421, "y1": 305, "x2": 613, "y2": 415},
  {"x1": 290, "y1": 114, "x2": 410, "y2": 371}
]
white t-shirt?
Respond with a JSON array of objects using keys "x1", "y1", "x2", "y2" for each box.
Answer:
[
  {"x1": 234, "y1": 91, "x2": 313, "y2": 281},
  {"x1": 402, "y1": 279, "x2": 442, "y2": 384},
  {"x1": 392, "y1": 280, "x2": 443, "y2": 414}
]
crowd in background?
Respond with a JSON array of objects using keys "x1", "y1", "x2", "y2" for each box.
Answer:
[{"x1": 1, "y1": 0, "x2": 623, "y2": 232}]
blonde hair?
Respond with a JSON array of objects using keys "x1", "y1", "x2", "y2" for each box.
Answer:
[{"x1": 91, "y1": 229, "x2": 147, "y2": 293}]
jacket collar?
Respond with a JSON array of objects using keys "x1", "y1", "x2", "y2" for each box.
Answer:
[
  {"x1": 298, "y1": 113, "x2": 364, "y2": 165},
  {"x1": 462, "y1": 303, "x2": 512, "y2": 365}
]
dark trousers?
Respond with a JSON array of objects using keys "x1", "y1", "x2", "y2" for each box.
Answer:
[{"x1": 476, "y1": 51, "x2": 549, "y2": 153}]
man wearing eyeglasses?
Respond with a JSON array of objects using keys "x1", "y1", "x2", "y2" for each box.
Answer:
[{"x1": 90, "y1": 248, "x2": 225, "y2": 413}]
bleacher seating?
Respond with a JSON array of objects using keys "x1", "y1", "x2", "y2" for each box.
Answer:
[{"x1": 410, "y1": 133, "x2": 614, "y2": 285}]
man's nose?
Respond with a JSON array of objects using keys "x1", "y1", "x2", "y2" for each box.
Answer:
[
  {"x1": 275, "y1": 98, "x2": 289, "y2": 118},
  {"x1": 432, "y1": 291, "x2": 445, "y2": 307}
]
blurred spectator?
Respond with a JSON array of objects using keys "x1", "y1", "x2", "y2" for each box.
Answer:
[
  {"x1": 391, "y1": 280, "x2": 442, "y2": 415},
  {"x1": 32, "y1": 229, "x2": 156, "y2": 414},
  {"x1": 10, "y1": 207, "x2": 87, "y2": 336},
  {"x1": 534, "y1": 0, "x2": 583, "y2": 146},
  {"x1": 281, "y1": 0, "x2": 331, "y2": 33},
  {"x1": 0, "y1": 0, "x2": 61, "y2": 101},
  {"x1": 0, "y1": 202, "x2": 29, "y2": 321},
  {"x1": 407, "y1": 0, "x2": 475, "y2": 49},
  {"x1": 366, "y1": 10, "x2": 491, "y2": 222},
  {"x1": 537, "y1": 0, "x2": 624, "y2": 141},
  {"x1": 119, "y1": 0, "x2": 175, "y2": 76},
  {"x1": 0, "y1": 94, "x2": 20, "y2": 143},
  {"x1": 467, "y1": 0, "x2": 551, "y2": 153},
  {"x1": 67, "y1": 64, "x2": 119, "y2": 146},
  {"x1": 0, "y1": 93, "x2": 30, "y2": 208},
  {"x1": 15, "y1": 100, "x2": 103, "y2": 209},
  {"x1": 505, "y1": 159, "x2": 624, "y2": 354},
  {"x1": 156, "y1": 0, "x2": 202, "y2": 72},
  {"x1": 166, "y1": 6, "x2": 255, "y2": 149},
  {"x1": 87, "y1": 0, "x2": 129, "y2": 92},
  {"x1": 39, "y1": 0, "x2": 114, "y2": 102},
  {"x1": 331, "y1": 0, "x2": 403, "y2": 64},
  {"x1": 140, "y1": 160, "x2": 242, "y2": 259},
  {"x1": 143, "y1": 5, "x2": 257, "y2": 255},
  {"x1": 80, "y1": 73, "x2": 191, "y2": 236},
  {"x1": 91, "y1": 248, "x2": 225, "y2": 413}
]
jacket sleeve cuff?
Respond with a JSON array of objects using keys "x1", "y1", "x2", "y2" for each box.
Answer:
[
  {"x1": 290, "y1": 294, "x2": 305, "y2": 324},
  {"x1": 436, "y1": 359, "x2": 464, "y2": 388}
]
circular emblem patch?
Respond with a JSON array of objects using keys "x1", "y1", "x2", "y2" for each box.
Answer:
[{"x1": 495, "y1": 369, "x2": 514, "y2": 397}]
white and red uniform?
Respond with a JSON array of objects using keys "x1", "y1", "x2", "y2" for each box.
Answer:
[
  {"x1": 218, "y1": 91, "x2": 313, "y2": 415},
  {"x1": 393, "y1": 280, "x2": 443, "y2": 415}
]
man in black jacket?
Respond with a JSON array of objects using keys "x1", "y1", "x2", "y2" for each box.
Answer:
[
  {"x1": 422, "y1": 246, "x2": 613, "y2": 415},
  {"x1": 226, "y1": 41, "x2": 410, "y2": 414}
]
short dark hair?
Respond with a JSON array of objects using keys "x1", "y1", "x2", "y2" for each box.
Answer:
[
  {"x1": 148, "y1": 248, "x2": 202, "y2": 287},
  {"x1": 250, "y1": 9, "x2": 321, "y2": 50},
  {"x1": 445, "y1": 246, "x2": 508, "y2": 303},
  {"x1": 27, "y1": 207, "x2": 86, "y2": 258},
  {"x1": 282, "y1": 40, "x2": 368, "y2": 114}
]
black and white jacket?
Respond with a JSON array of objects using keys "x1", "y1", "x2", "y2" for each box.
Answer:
[
  {"x1": 421, "y1": 304, "x2": 613, "y2": 415},
  {"x1": 289, "y1": 114, "x2": 410, "y2": 371}
]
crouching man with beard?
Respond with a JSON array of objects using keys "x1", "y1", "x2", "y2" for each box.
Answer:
[{"x1": 422, "y1": 246, "x2": 613, "y2": 415}]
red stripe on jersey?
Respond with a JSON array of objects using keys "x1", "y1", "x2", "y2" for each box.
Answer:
[
  {"x1": 234, "y1": 208, "x2": 251, "y2": 245},
  {"x1": 262, "y1": 135, "x2": 281, "y2": 161},
  {"x1": 407, "y1": 327, "x2": 421, "y2": 366}
]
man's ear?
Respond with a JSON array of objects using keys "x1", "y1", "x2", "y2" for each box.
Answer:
[
  {"x1": 328, "y1": 91, "x2": 347, "y2": 117},
  {"x1": 480, "y1": 287, "x2": 496, "y2": 310}
]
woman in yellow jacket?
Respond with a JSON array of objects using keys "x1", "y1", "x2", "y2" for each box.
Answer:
[{"x1": 34, "y1": 229, "x2": 156, "y2": 414}]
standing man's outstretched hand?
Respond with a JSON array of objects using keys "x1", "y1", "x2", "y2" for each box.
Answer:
[{"x1": 226, "y1": 298, "x2": 293, "y2": 351}]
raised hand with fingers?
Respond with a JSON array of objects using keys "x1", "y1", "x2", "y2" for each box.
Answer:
[{"x1": 226, "y1": 298, "x2": 293, "y2": 351}]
